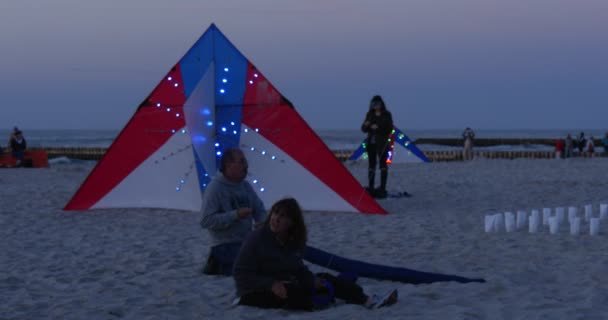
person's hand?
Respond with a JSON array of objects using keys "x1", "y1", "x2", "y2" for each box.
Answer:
[
  {"x1": 271, "y1": 281, "x2": 288, "y2": 299},
  {"x1": 237, "y1": 207, "x2": 252, "y2": 219},
  {"x1": 370, "y1": 124, "x2": 378, "y2": 130}
]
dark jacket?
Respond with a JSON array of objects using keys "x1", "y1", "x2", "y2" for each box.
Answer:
[
  {"x1": 361, "y1": 111, "x2": 393, "y2": 145},
  {"x1": 10, "y1": 137, "x2": 26, "y2": 151},
  {"x1": 234, "y1": 225, "x2": 314, "y2": 297}
]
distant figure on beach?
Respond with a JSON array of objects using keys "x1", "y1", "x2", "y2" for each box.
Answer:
[
  {"x1": 199, "y1": 148, "x2": 267, "y2": 275},
  {"x1": 462, "y1": 127, "x2": 475, "y2": 161},
  {"x1": 585, "y1": 136, "x2": 595, "y2": 155},
  {"x1": 577, "y1": 132, "x2": 586, "y2": 153},
  {"x1": 234, "y1": 197, "x2": 398, "y2": 311},
  {"x1": 555, "y1": 137, "x2": 565, "y2": 159},
  {"x1": 565, "y1": 134, "x2": 574, "y2": 158},
  {"x1": 360, "y1": 95, "x2": 393, "y2": 198},
  {"x1": 8, "y1": 127, "x2": 27, "y2": 167},
  {"x1": 602, "y1": 132, "x2": 608, "y2": 156}
]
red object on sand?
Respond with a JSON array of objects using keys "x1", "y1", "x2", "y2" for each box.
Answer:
[{"x1": 0, "y1": 150, "x2": 49, "y2": 168}]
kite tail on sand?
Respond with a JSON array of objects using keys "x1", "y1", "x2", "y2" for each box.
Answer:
[
  {"x1": 303, "y1": 246, "x2": 485, "y2": 284},
  {"x1": 204, "y1": 243, "x2": 485, "y2": 284}
]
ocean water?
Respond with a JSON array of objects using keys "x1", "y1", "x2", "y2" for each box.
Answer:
[{"x1": 1, "y1": 128, "x2": 605, "y2": 151}]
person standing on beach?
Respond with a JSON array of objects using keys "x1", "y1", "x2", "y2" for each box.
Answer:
[
  {"x1": 8, "y1": 127, "x2": 27, "y2": 167},
  {"x1": 360, "y1": 95, "x2": 393, "y2": 199},
  {"x1": 555, "y1": 137, "x2": 565, "y2": 159},
  {"x1": 462, "y1": 127, "x2": 475, "y2": 161},
  {"x1": 577, "y1": 132, "x2": 586, "y2": 153},
  {"x1": 585, "y1": 136, "x2": 595, "y2": 155},
  {"x1": 200, "y1": 148, "x2": 267, "y2": 275},
  {"x1": 565, "y1": 134, "x2": 574, "y2": 158},
  {"x1": 602, "y1": 132, "x2": 608, "y2": 156}
]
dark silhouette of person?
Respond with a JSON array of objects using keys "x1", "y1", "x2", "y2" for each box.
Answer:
[{"x1": 360, "y1": 95, "x2": 393, "y2": 198}]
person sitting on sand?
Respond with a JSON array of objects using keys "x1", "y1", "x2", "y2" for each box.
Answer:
[
  {"x1": 199, "y1": 148, "x2": 267, "y2": 275},
  {"x1": 233, "y1": 197, "x2": 398, "y2": 311}
]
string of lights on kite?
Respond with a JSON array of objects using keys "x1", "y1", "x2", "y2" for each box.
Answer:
[
  {"x1": 360, "y1": 129, "x2": 412, "y2": 163},
  {"x1": 147, "y1": 64, "x2": 281, "y2": 193}
]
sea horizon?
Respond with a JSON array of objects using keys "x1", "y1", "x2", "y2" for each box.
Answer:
[{"x1": 1, "y1": 128, "x2": 606, "y2": 151}]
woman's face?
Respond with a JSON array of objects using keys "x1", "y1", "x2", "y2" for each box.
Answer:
[
  {"x1": 373, "y1": 103, "x2": 381, "y2": 112},
  {"x1": 270, "y1": 209, "x2": 293, "y2": 235}
]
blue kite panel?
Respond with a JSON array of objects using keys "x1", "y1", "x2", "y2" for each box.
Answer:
[
  {"x1": 179, "y1": 26, "x2": 214, "y2": 99},
  {"x1": 212, "y1": 26, "x2": 248, "y2": 160},
  {"x1": 394, "y1": 128, "x2": 430, "y2": 162}
]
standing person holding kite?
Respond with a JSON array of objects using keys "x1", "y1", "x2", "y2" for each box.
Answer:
[{"x1": 361, "y1": 95, "x2": 394, "y2": 198}]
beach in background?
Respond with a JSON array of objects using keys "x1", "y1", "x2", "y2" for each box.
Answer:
[{"x1": 1, "y1": 128, "x2": 606, "y2": 152}]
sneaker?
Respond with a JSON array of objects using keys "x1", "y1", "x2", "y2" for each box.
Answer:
[{"x1": 369, "y1": 289, "x2": 398, "y2": 309}]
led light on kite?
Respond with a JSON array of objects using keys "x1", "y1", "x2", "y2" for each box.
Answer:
[
  {"x1": 167, "y1": 76, "x2": 173, "y2": 81},
  {"x1": 220, "y1": 89, "x2": 225, "y2": 94},
  {"x1": 224, "y1": 67, "x2": 229, "y2": 72},
  {"x1": 174, "y1": 83, "x2": 179, "y2": 87},
  {"x1": 222, "y1": 78, "x2": 227, "y2": 83},
  {"x1": 206, "y1": 121, "x2": 213, "y2": 127}
]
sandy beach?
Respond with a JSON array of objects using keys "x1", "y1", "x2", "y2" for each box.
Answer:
[{"x1": 2, "y1": 157, "x2": 608, "y2": 319}]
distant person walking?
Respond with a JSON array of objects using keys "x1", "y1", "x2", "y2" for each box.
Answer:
[
  {"x1": 602, "y1": 132, "x2": 608, "y2": 156},
  {"x1": 9, "y1": 127, "x2": 27, "y2": 167},
  {"x1": 462, "y1": 127, "x2": 475, "y2": 161},
  {"x1": 360, "y1": 95, "x2": 393, "y2": 198},
  {"x1": 565, "y1": 134, "x2": 574, "y2": 158}
]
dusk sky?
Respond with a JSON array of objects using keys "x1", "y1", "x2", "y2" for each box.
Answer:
[{"x1": 1, "y1": 0, "x2": 607, "y2": 130}]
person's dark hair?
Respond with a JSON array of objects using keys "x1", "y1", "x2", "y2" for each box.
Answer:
[
  {"x1": 219, "y1": 148, "x2": 242, "y2": 173},
  {"x1": 263, "y1": 198, "x2": 307, "y2": 249},
  {"x1": 368, "y1": 95, "x2": 387, "y2": 112}
]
